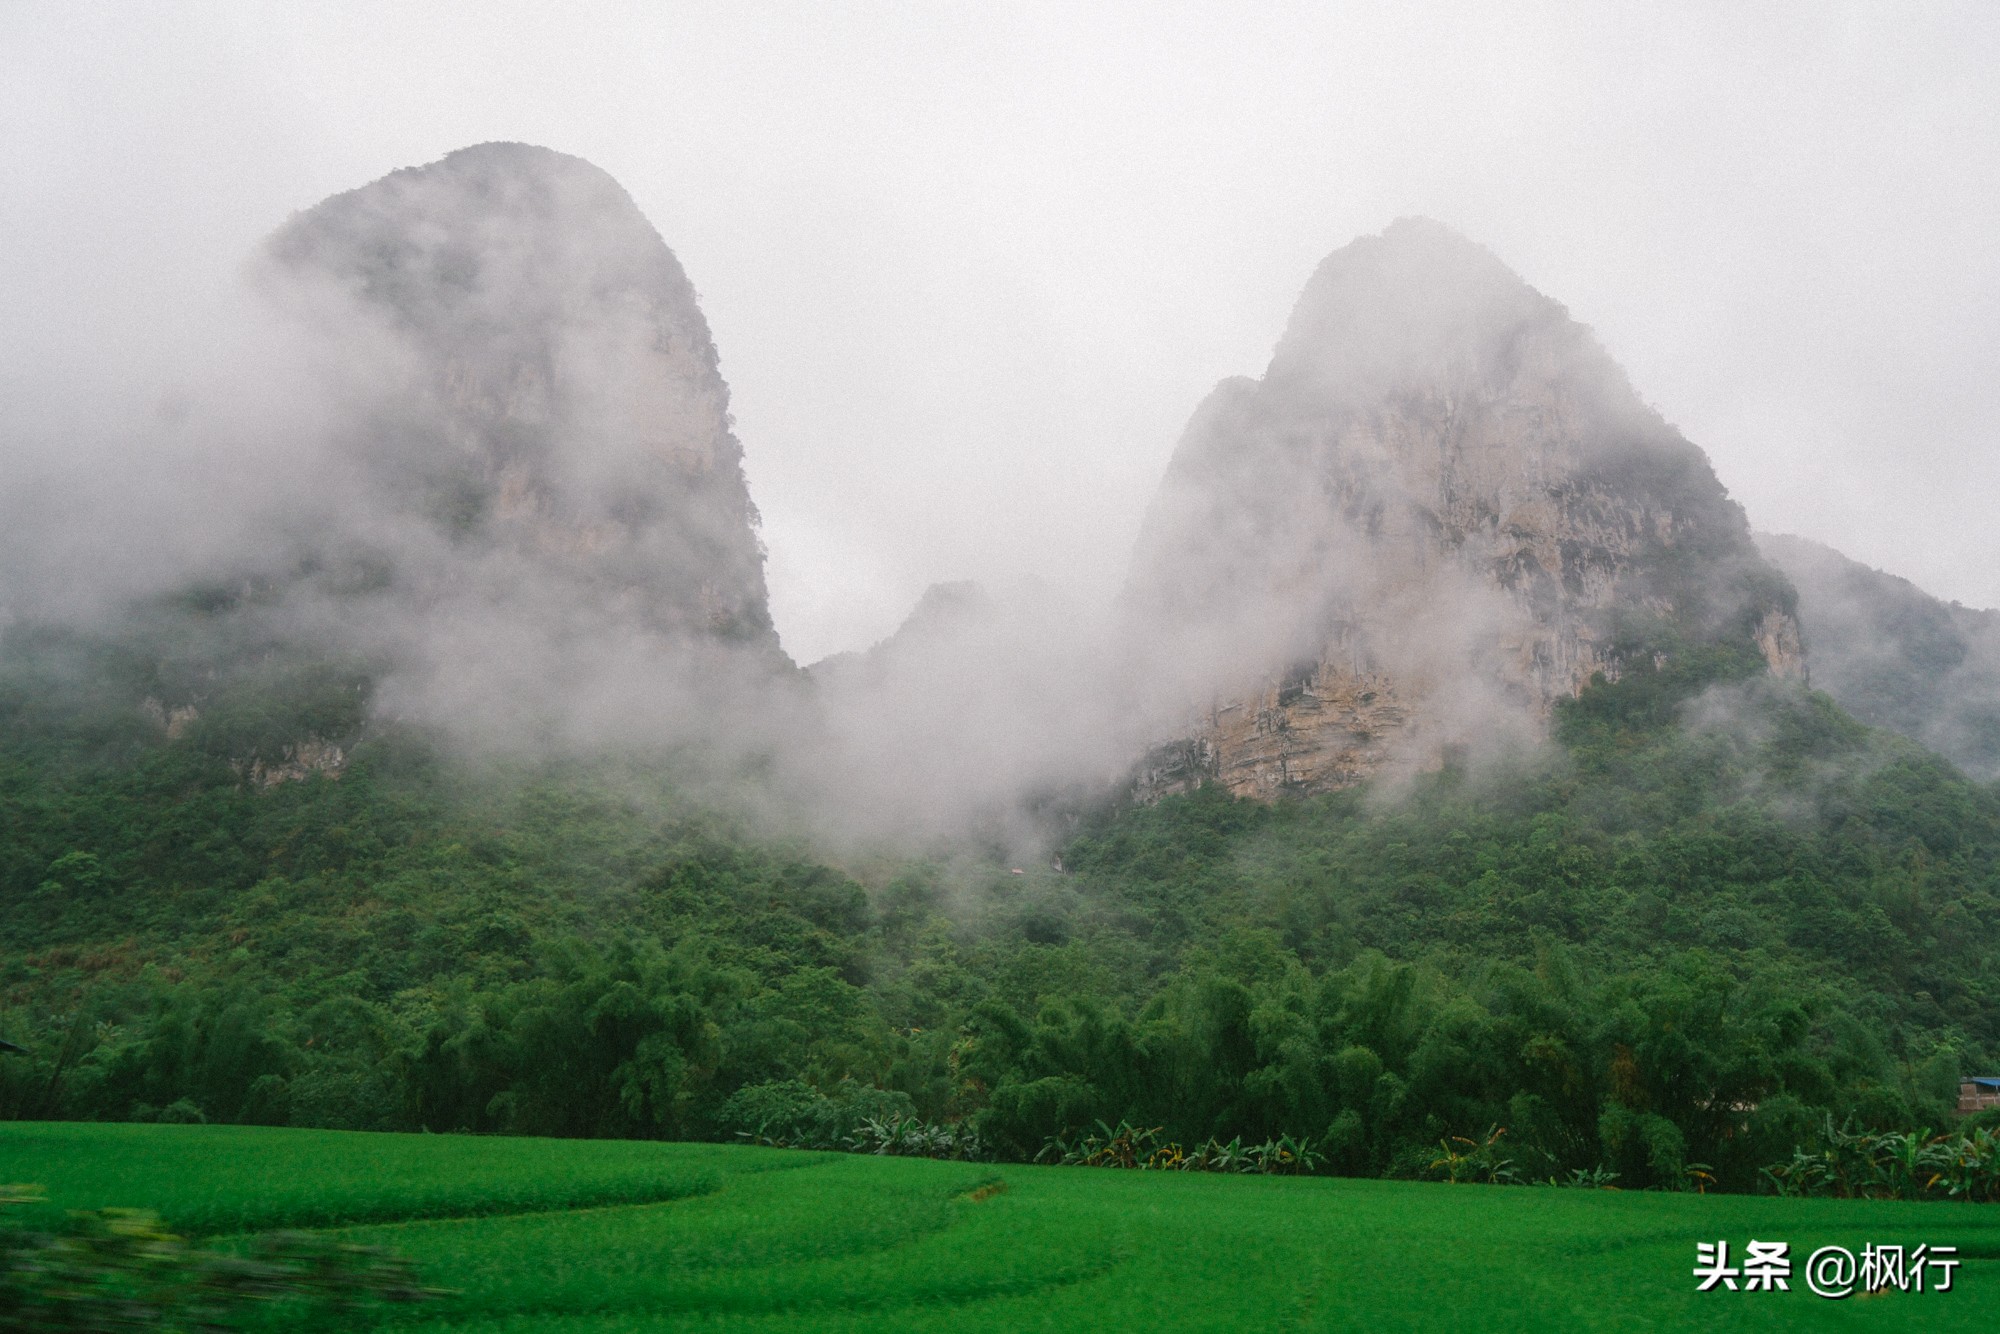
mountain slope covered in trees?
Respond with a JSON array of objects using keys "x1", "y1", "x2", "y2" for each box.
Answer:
[
  {"x1": 1760, "y1": 532, "x2": 2000, "y2": 782},
  {"x1": 3, "y1": 623, "x2": 1994, "y2": 1193},
  {"x1": 4, "y1": 152, "x2": 1997, "y2": 1200}
]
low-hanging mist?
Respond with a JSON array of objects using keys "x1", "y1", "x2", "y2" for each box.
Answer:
[
  {"x1": 8, "y1": 140, "x2": 2000, "y2": 1204},
  {"x1": 0, "y1": 144, "x2": 1123, "y2": 848},
  {"x1": 0, "y1": 143, "x2": 1991, "y2": 857}
]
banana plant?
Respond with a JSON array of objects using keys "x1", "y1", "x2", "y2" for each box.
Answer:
[{"x1": 1429, "y1": 1126, "x2": 1518, "y2": 1185}]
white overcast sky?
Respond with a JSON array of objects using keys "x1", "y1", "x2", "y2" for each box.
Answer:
[{"x1": 4, "y1": 2, "x2": 1997, "y2": 663}]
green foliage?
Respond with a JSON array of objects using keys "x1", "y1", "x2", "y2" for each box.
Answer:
[
  {"x1": 1546, "y1": 1164, "x2": 1621, "y2": 1189},
  {"x1": 842, "y1": 1114, "x2": 985, "y2": 1161},
  {"x1": 4, "y1": 619, "x2": 2000, "y2": 1196},
  {"x1": 0, "y1": 1187, "x2": 437, "y2": 1331},
  {"x1": 11, "y1": 1126, "x2": 2000, "y2": 1331},
  {"x1": 1761, "y1": 1116, "x2": 2000, "y2": 1202},
  {"x1": 717, "y1": 1079, "x2": 911, "y2": 1149},
  {"x1": 0, "y1": 1124, "x2": 733, "y2": 1238},
  {"x1": 1038, "y1": 1120, "x2": 1326, "y2": 1175},
  {"x1": 1428, "y1": 1125, "x2": 1520, "y2": 1185}
]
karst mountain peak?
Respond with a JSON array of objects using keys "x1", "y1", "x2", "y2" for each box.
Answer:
[
  {"x1": 262, "y1": 141, "x2": 781, "y2": 659},
  {"x1": 178, "y1": 147, "x2": 1822, "y2": 807},
  {"x1": 1124, "y1": 217, "x2": 1803, "y2": 799},
  {"x1": 8, "y1": 9, "x2": 2000, "y2": 1289}
]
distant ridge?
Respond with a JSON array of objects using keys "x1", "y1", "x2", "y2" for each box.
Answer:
[{"x1": 1759, "y1": 532, "x2": 2000, "y2": 780}]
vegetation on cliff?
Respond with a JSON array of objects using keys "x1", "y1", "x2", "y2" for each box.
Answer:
[
  {"x1": 1760, "y1": 531, "x2": 2000, "y2": 781},
  {"x1": 2, "y1": 621, "x2": 1995, "y2": 1196}
]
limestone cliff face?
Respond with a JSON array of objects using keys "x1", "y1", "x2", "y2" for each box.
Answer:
[
  {"x1": 1126, "y1": 219, "x2": 1801, "y2": 799},
  {"x1": 264, "y1": 142, "x2": 779, "y2": 653}
]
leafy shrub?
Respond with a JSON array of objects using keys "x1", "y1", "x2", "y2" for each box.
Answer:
[
  {"x1": 843, "y1": 1114, "x2": 985, "y2": 1161},
  {"x1": 1040, "y1": 1121, "x2": 1326, "y2": 1175},
  {"x1": 1761, "y1": 1116, "x2": 2000, "y2": 1202},
  {"x1": 1545, "y1": 1165, "x2": 1621, "y2": 1189},
  {"x1": 1427, "y1": 1126, "x2": 1521, "y2": 1185},
  {"x1": 0, "y1": 1187, "x2": 439, "y2": 1330},
  {"x1": 716, "y1": 1079, "x2": 917, "y2": 1151}
]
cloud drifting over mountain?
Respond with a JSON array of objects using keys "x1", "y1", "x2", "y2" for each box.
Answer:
[{"x1": 3, "y1": 4, "x2": 1996, "y2": 667}]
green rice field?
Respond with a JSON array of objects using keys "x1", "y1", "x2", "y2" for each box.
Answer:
[{"x1": 3, "y1": 1122, "x2": 1994, "y2": 1330}]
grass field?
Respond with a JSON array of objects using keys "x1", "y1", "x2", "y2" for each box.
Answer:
[{"x1": 3, "y1": 1124, "x2": 1995, "y2": 1330}]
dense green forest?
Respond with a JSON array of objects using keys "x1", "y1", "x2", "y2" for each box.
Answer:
[{"x1": 3, "y1": 621, "x2": 1998, "y2": 1195}]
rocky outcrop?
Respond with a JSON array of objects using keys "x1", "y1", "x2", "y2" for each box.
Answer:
[
  {"x1": 139, "y1": 697, "x2": 200, "y2": 740},
  {"x1": 1126, "y1": 219, "x2": 1801, "y2": 799},
  {"x1": 239, "y1": 738, "x2": 348, "y2": 788},
  {"x1": 263, "y1": 142, "x2": 781, "y2": 654}
]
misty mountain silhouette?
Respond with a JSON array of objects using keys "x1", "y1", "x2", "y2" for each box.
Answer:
[
  {"x1": 21, "y1": 146, "x2": 1991, "y2": 820},
  {"x1": 264, "y1": 141, "x2": 780, "y2": 655},
  {"x1": 1760, "y1": 532, "x2": 2000, "y2": 780},
  {"x1": 1124, "y1": 217, "x2": 1803, "y2": 797},
  {"x1": 7, "y1": 142, "x2": 2000, "y2": 1217}
]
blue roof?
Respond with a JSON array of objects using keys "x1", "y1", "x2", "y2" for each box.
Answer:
[{"x1": 1966, "y1": 1076, "x2": 2000, "y2": 1088}]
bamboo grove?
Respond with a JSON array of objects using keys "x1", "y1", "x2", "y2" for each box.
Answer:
[{"x1": 3, "y1": 631, "x2": 1999, "y2": 1197}]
